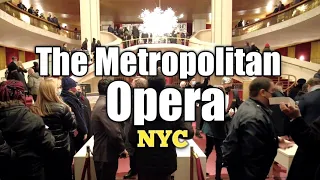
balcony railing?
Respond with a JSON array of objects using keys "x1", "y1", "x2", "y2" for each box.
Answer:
[
  {"x1": 233, "y1": 0, "x2": 320, "y2": 36},
  {"x1": 0, "y1": 2, "x2": 80, "y2": 40}
]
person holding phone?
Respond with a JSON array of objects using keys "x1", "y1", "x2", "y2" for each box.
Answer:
[{"x1": 280, "y1": 103, "x2": 320, "y2": 180}]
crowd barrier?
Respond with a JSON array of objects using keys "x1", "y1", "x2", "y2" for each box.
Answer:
[{"x1": 79, "y1": 145, "x2": 205, "y2": 180}]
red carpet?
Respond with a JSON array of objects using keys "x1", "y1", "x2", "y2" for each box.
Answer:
[{"x1": 116, "y1": 123, "x2": 288, "y2": 179}]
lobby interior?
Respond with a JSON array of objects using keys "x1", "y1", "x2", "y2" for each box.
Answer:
[{"x1": 1, "y1": 0, "x2": 320, "y2": 179}]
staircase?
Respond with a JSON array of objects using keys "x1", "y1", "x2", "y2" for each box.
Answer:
[{"x1": 233, "y1": 75, "x2": 296, "y2": 100}]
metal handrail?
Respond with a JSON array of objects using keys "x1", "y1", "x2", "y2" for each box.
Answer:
[
  {"x1": 233, "y1": 0, "x2": 320, "y2": 36},
  {"x1": 0, "y1": 2, "x2": 81, "y2": 40}
]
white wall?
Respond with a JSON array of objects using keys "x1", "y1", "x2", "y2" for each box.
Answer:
[{"x1": 192, "y1": 19, "x2": 206, "y2": 34}]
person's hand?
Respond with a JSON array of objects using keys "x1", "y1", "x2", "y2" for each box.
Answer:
[
  {"x1": 83, "y1": 134, "x2": 88, "y2": 141},
  {"x1": 120, "y1": 150, "x2": 129, "y2": 158},
  {"x1": 278, "y1": 137, "x2": 294, "y2": 149},
  {"x1": 280, "y1": 103, "x2": 301, "y2": 119},
  {"x1": 73, "y1": 130, "x2": 78, "y2": 137},
  {"x1": 228, "y1": 109, "x2": 235, "y2": 117}
]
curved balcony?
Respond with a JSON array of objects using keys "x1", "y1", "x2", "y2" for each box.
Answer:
[
  {"x1": 232, "y1": 0, "x2": 319, "y2": 37},
  {"x1": 0, "y1": 2, "x2": 80, "y2": 51},
  {"x1": 192, "y1": 0, "x2": 320, "y2": 49}
]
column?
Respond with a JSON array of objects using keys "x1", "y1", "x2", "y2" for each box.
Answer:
[
  {"x1": 211, "y1": 0, "x2": 232, "y2": 46},
  {"x1": 192, "y1": 19, "x2": 206, "y2": 33},
  {"x1": 80, "y1": 0, "x2": 100, "y2": 53},
  {"x1": 210, "y1": 0, "x2": 232, "y2": 85}
]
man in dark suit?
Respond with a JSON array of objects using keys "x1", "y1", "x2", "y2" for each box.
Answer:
[
  {"x1": 298, "y1": 78, "x2": 320, "y2": 125},
  {"x1": 285, "y1": 78, "x2": 320, "y2": 180},
  {"x1": 92, "y1": 78, "x2": 128, "y2": 180}
]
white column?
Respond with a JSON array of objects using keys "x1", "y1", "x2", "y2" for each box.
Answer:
[
  {"x1": 211, "y1": 0, "x2": 232, "y2": 45},
  {"x1": 80, "y1": 0, "x2": 100, "y2": 52},
  {"x1": 192, "y1": 19, "x2": 206, "y2": 33},
  {"x1": 210, "y1": 0, "x2": 232, "y2": 85}
]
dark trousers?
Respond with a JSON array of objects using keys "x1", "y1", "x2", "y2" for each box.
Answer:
[
  {"x1": 204, "y1": 135, "x2": 223, "y2": 179},
  {"x1": 94, "y1": 161, "x2": 118, "y2": 180},
  {"x1": 45, "y1": 150, "x2": 72, "y2": 180},
  {"x1": 196, "y1": 106, "x2": 203, "y2": 132},
  {"x1": 12, "y1": 168, "x2": 45, "y2": 180},
  {"x1": 227, "y1": 165, "x2": 244, "y2": 180},
  {"x1": 138, "y1": 174, "x2": 171, "y2": 180},
  {"x1": 74, "y1": 134, "x2": 85, "y2": 152},
  {"x1": 129, "y1": 155, "x2": 137, "y2": 173}
]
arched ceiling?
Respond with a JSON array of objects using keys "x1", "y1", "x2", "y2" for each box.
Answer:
[{"x1": 17, "y1": 0, "x2": 293, "y2": 29}]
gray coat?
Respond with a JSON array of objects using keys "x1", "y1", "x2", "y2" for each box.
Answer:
[
  {"x1": 92, "y1": 95, "x2": 125, "y2": 162},
  {"x1": 27, "y1": 72, "x2": 42, "y2": 95}
]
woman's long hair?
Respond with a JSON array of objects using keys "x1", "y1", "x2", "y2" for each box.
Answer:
[{"x1": 31, "y1": 78, "x2": 70, "y2": 116}]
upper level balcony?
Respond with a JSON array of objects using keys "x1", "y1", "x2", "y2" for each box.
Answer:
[{"x1": 0, "y1": 2, "x2": 80, "y2": 51}]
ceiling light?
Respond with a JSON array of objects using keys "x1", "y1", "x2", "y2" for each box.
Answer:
[
  {"x1": 254, "y1": 8, "x2": 261, "y2": 14},
  {"x1": 299, "y1": 55, "x2": 305, "y2": 61},
  {"x1": 266, "y1": 1, "x2": 274, "y2": 12},
  {"x1": 139, "y1": 7, "x2": 182, "y2": 36},
  {"x1": 61, "y1": 23, "x2": 67, "y2": 27}
]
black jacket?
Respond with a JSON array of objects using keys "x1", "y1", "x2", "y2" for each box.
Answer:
[
  {"x1": 0, "y1": 102, "x2": 55, "y2": 177},
  {"x1": 298, "y1": 89, "x2": 320, "y2": 125},
  {"x1": 287, "y1": 116, "x2": 320, "y2": 180},
  {"x1": 77, "y1": 93, "x2": 92, "y2": 138},
  {"x1": 128, "y1": 111, "x2": 194, "y2": 175},
  {"x1": 61, "y1": 90, "x2": 88, "y2": 135},
  {"x1": 0, "y1": 130, "x2": 16, "y2": 180},
  {"x1": 203, "y1": 89, "x2": 242, "y2": 140},
  {"x1": 222, "y1": 98, "x2": 278, "y2": 180},
  {"x1": 41, "y1": 103, "x2": 76, "y2": 151}
]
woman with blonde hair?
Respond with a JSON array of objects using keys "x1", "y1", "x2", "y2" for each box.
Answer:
[{"x1": 31, "y1": 78, "x2": 76, "y2": 180}]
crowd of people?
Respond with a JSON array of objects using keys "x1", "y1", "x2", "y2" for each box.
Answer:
[
  {"x1": 16, "y1": 1, "x2": 63, "y2": 29},
  {"x1": 241, "y1": 41, "x2": 273, "y2": 53},
  {"x1": 235, "y1": 0, "x2": 305, "y2": 29},
  {"x1": 107, "y1": 25, "x2": 188, "y2": 48},
  {"x1": 1, "y1": 54, "x2": 320, "y2": 180}
]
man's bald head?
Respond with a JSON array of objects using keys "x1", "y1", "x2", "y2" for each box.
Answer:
[
  {"x1": 180, "y1": 81, "x2": 186, "y2": 88},
  {"x1": 132, "y1": 77, "x2": 148, "y2": 88}
]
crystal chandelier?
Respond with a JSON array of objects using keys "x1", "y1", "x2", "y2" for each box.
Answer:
[{"x1": 139, "y1": 6, "x2": 183, "y2": 36}]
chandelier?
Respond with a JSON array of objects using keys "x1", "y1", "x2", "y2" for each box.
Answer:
[{"x1": 139, "y1": 7, "x2": 183, "y2": 36}]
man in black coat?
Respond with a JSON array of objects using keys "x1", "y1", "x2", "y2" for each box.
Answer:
[
  {"x1": 124, "y1": 77, "x2": 148, "y2": 179},
  {"x1": 270, "y1": 82, "x2": 290, "y2": 137},
  {"x1": 0, "y1": 130, "x2": 15, "y2": 180},
  {"x1": 128, "y1": 72, "x2": 194, "y2": 180},
  {"x1": 298, "y1": 78, "x2": 320, "y2": 125},
  {"x1": 60, "y1": 77, "x2": 88, "y2": 152},
  {"x1": 222, "y1": 77, "x2": 293, "y2": 180},
  {"x1": 282, "y1": 78, "x2": 320, "y2": 180},
  {"x1": 280, "y1": 103, "x2": 320, "y2": 180},
  {"x1": 202, "y1": 77, "x2": 242, "y2": 180}
]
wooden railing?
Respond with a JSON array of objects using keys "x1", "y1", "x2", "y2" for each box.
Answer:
[
  {"x1": 0, "y1": 2, "x2": 80, "y2": 40},
  {"x1": 233, "y1": 0, "x2": 320, "y2": 36}
]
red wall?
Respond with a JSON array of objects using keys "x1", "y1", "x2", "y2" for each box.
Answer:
[
  {"x1": 276, "y1": 47, "x2": 288, "y2": 56},
  {"x1": 206, "y1": 24, "x2": 211, "y2": 29},
  {"x1": 295, "y1": 42, "x2": 311, "y2": 62},
  {"x1": 25, "y1": 51, "x2": 36, "y2": 62},
  {"x1": 5, "y1": 47, "x2": 19, "y2": 65}
]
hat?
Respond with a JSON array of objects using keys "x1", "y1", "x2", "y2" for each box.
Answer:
[
  {"x1": 221, "y1": 77, "x2": 232, "y2": 84},
  {"x1": 61, "y1": 77, "x2": 77, "y2": 90},
  {"x1": 265, "y1": 43, "x2": 270, "y2": 48}
]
